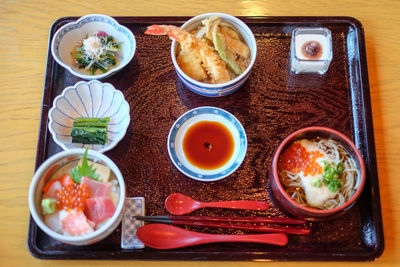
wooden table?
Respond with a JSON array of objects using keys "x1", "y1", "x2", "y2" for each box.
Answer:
[{"x1": 1, "y1": 0, "x2": 399, "y2": 265}]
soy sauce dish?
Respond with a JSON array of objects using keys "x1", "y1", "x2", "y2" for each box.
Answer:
[
  {"x1": 168, "y1": 107, "x2": 247, "y2": 181},
  {"x1": 270, "y1": 127, "x2": 365, "y2": 221}
]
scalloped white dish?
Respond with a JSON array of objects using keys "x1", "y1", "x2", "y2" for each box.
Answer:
[
  {"x1": 51, "y1": 14, "x2": 136, "y2": 80},
  {"x1": 48, "y1": 80, "x2": 130, "y2": 153}
]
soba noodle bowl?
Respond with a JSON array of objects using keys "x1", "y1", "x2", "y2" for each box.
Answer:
[{"x1": 278, "y1": 138, "x2": 359, "y2": 210}]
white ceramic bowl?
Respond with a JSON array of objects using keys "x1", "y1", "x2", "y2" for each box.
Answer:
[
  {"x1": 48, "y1": 80, "x2": 130, "y2": 153},
  {"x1": 28, "y1": 149, "x2": 126, "y2": 246},
  {"x1": 51, "y1": 14, "x2": 136, "y2": 80},
  {"x1": 171, "y1": 13, "x2": 257, "y2": 97},
  {"x1": 167, "y1": 106, "x2": 247, "y2": 181}
]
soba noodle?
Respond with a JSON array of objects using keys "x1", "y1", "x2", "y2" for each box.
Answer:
[{"x1": 278, "y1": 138, "x2": 359, "y2": 210}]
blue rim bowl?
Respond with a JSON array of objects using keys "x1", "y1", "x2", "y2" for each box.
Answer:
[
  {"x1": 171, "y1": 13, "x2": 257, "y2": 97},
  {"x1": 51, "y1": 14, "x2": 136, "y2": 80},
  {"x1": 167, "y1": 106, "x2": 247, "y2": 181}
]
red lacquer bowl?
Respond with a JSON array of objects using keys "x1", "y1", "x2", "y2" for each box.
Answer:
[{"x1": 270, "y1": 127, "x2": 366, "y2": 221}]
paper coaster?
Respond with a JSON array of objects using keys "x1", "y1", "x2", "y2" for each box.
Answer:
[{"x1": 121, "y1": 197, "x2": 145, "y2": 249}]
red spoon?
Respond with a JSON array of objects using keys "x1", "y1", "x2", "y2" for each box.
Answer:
[
  {"x1": 136, "y1": 223, "x2": 288, "y2": 249},
  {"x1": 165, "y1": 193, "x2": 270, "y2": 215}
]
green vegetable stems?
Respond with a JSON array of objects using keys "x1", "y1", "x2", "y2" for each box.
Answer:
[{"x1": 71, "y1": 117, "x2": 109, "y2": 145}]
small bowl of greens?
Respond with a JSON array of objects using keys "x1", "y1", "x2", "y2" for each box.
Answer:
[
  {"x1": 48, "y1": 80, "x2": 130, "y2": 153},
  {"x1": 51, "y1": 14, "x2": 135, "y2": 79}
]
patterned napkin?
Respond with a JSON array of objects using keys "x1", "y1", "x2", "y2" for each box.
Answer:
[{"x1": 121, "y1": 197, "x2": 145, "y2": 249}]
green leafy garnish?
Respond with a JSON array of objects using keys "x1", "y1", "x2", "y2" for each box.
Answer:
[
  {"x1": 321, "y1": 160, "x2": 343, "y2": 192},
  {"x1": 71, "y1": 117, "x2": 109, "y2": 145},
  {"x1": 74, "y1": 33, "x2": 120, "y2": 75},
  {"x1": 69, "y1": 148, "x2": 99, "y2": 183}
]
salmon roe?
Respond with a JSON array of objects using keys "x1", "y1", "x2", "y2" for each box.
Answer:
[
  {"x1": 279, "y1": 141, "x2": 324, "y2": 176},
  {"x1": 56, "y1": 183, "x2": 89, "y2": 211}
]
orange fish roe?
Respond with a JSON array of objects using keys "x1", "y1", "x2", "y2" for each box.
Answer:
[
  {"x1": 56, "y1": 183, "x2": 89, "y2": 211},
  {"x1": 279, "y1": 141, "x2": 324, "y2": 176}
]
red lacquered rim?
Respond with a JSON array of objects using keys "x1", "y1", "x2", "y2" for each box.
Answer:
[{"x1": 272, "y1": 126, "x2": 366, "y2": 215}]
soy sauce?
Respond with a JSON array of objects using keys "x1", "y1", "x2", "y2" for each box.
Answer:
[{"x1": 183, "y1": 121, "x2": 234, "y2": 170}]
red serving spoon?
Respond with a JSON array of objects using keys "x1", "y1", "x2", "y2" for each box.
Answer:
[
  {"x1": 136, "y1": 223, "x2": 288, "y2": 249},
  {"x1": 165, "y1": 193, "x2": 270, "y2": 215}
]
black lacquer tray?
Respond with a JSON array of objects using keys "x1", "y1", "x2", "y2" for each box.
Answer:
[{"x1": 28, "y1": 16, "x2": 384, "y2": 261}]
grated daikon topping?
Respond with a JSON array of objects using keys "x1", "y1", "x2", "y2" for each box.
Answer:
[{"x1": 82, "y1": 35, "x2": 104, "y2": 59}]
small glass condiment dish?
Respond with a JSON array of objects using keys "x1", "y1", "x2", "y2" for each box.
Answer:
[{"x1": 290, "y1": 28, "x2": 333, "y2": 74}]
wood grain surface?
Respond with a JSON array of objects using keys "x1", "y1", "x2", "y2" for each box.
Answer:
[{"x1": 0, "y1": 0, "x2": 399, "y2": 266}]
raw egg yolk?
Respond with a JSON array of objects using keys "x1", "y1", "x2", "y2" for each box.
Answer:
[{"x1": 279, "y1": 142, "x2": 323, "y2": 176}]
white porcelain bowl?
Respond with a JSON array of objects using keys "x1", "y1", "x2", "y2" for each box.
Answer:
[
  {"x1": 171, "y1": 13, "x2": 257, "y2": 97},
  {"x1": 51, "y1": 14, "x2": 135, "y2": 80},
  {"x1": 168, "y1": 106, "x2": 247, "y2": 181},
  {"x1": 48, "y1": 80, "x2": 130, "y2": 153},
  {"x1": 28, "y1": 149, "x2": 126, "y2": 246}
]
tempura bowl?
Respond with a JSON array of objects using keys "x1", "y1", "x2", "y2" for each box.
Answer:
[
  {"x1": 171, "y1": 13, "x2": 257, "y2": 97},
  {"x1": 269, "y1": 127, "x2": 365, "y2": 221},
  {"x1": 51, "y1": 14, "x2": 136, "y2": 80},
  {"x1": 28, "y1": 149, "x2": 126, "y2": 246}
]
